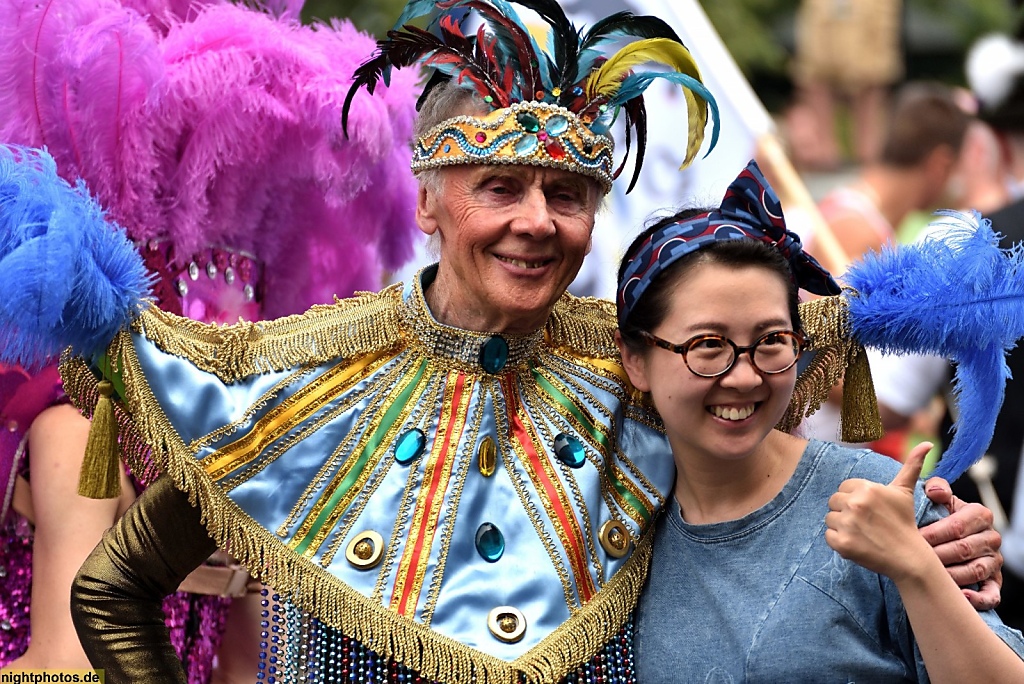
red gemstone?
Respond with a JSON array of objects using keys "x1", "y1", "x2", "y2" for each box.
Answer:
[
  {"x1": 537, "y1": 131, "x2": 548, "y2": 141},
  {"x1": 475, "y1": 131, "x2": 487, "y2": 143},
  {"x1": 544, "y1": 138, "x2": 566, "y2": 161}
]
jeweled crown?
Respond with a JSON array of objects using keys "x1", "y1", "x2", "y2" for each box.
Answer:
[{"x1": 411, "y1": 102, "x2": 615, "y2": 191}]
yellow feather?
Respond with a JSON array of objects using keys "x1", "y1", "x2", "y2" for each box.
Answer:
[
  {"x1": 585, "y1": 38, "x2": 709, "y2": 168},
  {"x1": 585, "y1": 38, "x2": 702, "y2": 99}
]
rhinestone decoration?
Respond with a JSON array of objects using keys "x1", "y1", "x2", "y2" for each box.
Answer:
[
  {"x1": 477, "y1": 436, "x2": 497, "y2": 477},
  {"x1": 176, "y1": 279, "x2": 189, "y2": 297},
  {"x1": 206, "y1": 261, "x2": 218, "y2": 278},
  {"x1": 475, "y1": 523, "x2": 505, "y2": 563},
  {"x1": 345, "y1": 530, "x2": 384, "y2": 570},
  {"x1": 224, "y1": 266, "x2": 236, "y2": 285},
  {"x1": 598, "y1": 520, "x2": 631, "y2": 559},
  {"x1": 514, "y1": 134, "x2": 538, "y2": 157},
  {"x1": 554, "y1": 433, "x2": 585, "y2": 468},
  {"x1": 487, "y1": 606, "x2": 526, "y2": 643},
  {"x1": 516, "y1": 111, "x2": 541, "y2": 133},
  {"x1": 479, "y1": 336, "x2": 509, "y2": 374},
  {"x1": 400, "y1": 271, "x2": 544, "y2": 371},
  {"x1": 188, "y1": 261, "x2": 200, "y2": 280},
  {"x1": 394, "y1": 428, "x2": 426, "y2": 465}
]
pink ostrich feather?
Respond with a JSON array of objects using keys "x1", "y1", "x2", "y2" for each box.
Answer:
[
  {"x1": 0, "y1": 0, "x2": 422, "y2": 317},
  {"x1": 0, "y1": 0, "x2": 113, "y2": 154},
  {"x1": 0, "y1": 0, "x2": 164, "y2": 233},
  {"x1": 147, "y1": 4, "x2": 422, "y2": 314}
]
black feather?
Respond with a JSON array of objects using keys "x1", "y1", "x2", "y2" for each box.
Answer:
[{"x1": 621, "y1": 96, "x2": 647, "y2": 194}]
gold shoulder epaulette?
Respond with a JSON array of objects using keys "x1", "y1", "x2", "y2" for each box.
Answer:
[{"x1": 132, "y1": 284, "x2": 406, "y2": 383}]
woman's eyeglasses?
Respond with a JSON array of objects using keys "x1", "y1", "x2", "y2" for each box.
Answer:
[{"x1": 639, "y1": 329, "x2": 807, "y2": 378}]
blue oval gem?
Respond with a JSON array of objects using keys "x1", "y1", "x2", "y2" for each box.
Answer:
[
  {"x1": 475, "y1": 523, "x2": 505, "y2": 562},
  {"x1": 545, "y1": 115, "x2": 569, "y2": 137},
  {"x1": 554, "y1": 433, "x2": 585, "y2": 468},
  {"x1": 479, "y1": 336, "x2": 509, "y2": 373},
  {"x1": 394, "y1": 428, "x2": 426, "y2": 465},
  {"x1": 514, "y1": 134, "x2": 538, "y2": 157}
]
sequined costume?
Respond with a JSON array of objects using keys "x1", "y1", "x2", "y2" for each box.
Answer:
[{"x1": 65, "y1": 265, "x2": 675, "y2": 683}]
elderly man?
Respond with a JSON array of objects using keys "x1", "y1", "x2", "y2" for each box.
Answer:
[{"x1": 59, "y1": 1, "x2": 1000, "y2": 682}]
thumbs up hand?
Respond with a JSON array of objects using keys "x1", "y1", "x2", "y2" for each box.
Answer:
[{"x1": 825, "y1": 442, "x2": 934, "y2": 582}]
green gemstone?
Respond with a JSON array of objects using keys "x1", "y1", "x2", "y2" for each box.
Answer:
[
  {"x1": 479, "y1": 336, "x2": 509, "y2": 373},
  {"x1": 516, "y1": 112, "x2": 541, "y2": 133},
  {"x1": 554, "y1": 433, "x2": 585, "y2": 468},
  {"x1": 475, "y1": 522, "x2": 505, "y2": 562},
  {"x1": 394, "y1": 428, "x2": 426, "y2": 465}
]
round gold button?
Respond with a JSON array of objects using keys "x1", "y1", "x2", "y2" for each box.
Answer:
[
  {"x1": 599, "y1": 520, "x2": 631, "y2": 559},
  {"x1": 345, "y1": 530, "x2": 384, "y2": 570},
  {"x1": 487, "y1": 606, "x2": 527, "y2": 643}
]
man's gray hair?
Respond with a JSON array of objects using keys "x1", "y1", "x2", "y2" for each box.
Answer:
[{"x1": 413, "y1": 82, "x2": 490, "y2": 193}]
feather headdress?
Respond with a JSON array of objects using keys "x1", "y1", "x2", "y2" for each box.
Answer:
[
  {"x1": 343, "y1": 0, "x2": 720, "y2": 193},
  {"x1": 842, "y1": 211, "x2": 1024, "y2": 481}
]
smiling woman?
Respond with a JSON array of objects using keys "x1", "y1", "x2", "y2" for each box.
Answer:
[{"x1": 616, "y1": 160, "x2": 1024, "y2": 683}]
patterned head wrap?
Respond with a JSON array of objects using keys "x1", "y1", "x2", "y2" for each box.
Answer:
[{"x1": 616, "y1": 159, "x2": 840, "y2": 325}]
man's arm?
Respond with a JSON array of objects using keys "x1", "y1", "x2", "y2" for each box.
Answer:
[{"x1": 72, "y1": 476, "x2": 217, "y2": 683}]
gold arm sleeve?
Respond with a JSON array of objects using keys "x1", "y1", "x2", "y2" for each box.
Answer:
[{"x1": 71, "y1": 476, "x2": 218, "y2": 683}]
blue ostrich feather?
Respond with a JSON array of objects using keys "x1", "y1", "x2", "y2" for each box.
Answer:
[
  {"x1": 0, "y1": 145, "x2": 152, "y2": 370},
  {"x1": 843, "y1": 210, "x2": 1024, "y2": 481}
]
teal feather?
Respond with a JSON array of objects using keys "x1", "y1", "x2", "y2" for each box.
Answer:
[{"x1": 608, "y1": 71, "x2": 721, "y2": 157}]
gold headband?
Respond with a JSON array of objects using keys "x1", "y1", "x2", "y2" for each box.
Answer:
[{"x1": 411, "y1": 102, "x2": 615, "y2": 192}]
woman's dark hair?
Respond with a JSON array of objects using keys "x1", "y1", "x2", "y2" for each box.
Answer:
[{"x1": 617, "y1": 208, "x2": 803, "y2": 354}]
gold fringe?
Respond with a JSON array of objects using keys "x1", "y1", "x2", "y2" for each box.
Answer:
[
  {"x1": 546, "y1": 296, "x2": 619, "y2": 360},
  {"x1": 77, "y1": 379, "x2": 122, "y2": 499},
  {"x1": 779, "y1": 294, "x2": 883, "y2": 440},
  {"x1": 58, "y1": 293, "x2": 649, "y2": 682},
  {"x1": 132, "y1": 286, "x2": 406, "y2": 384}
]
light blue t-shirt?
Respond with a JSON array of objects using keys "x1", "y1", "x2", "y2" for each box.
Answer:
[{"x1": 635, "y1": 440, "x2": 1024, "y2": 682}]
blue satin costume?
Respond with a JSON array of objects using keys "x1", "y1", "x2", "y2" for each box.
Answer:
[{"x1": 64, "y1": 266, "x2": 674, "y2": 683}]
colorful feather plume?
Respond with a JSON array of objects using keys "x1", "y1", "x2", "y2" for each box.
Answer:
[
  {"x1": 843, "y1": 210, "x2": 1024, "y2": 481},
  {"x1": 0, "y1": 146, "x2": 152, "y2": 369},
  {"x1": 344, "y1": 0, "x2": 719, "y2": 190},
  {"x1": 0, "y1": 0, "x2": 422, "y2": 319}
]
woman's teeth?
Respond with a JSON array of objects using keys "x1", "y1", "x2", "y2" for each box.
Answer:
[{"x1": 710, "y1": 405, "x2": 755, "y2": 421}]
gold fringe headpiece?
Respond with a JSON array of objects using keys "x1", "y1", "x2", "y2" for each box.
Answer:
[{"x1": 343, "y1": 0, "x2": 721, "y2": 193}]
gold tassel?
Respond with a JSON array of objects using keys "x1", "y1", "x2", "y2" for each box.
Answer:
[
  {"x1": 78, "y1": 379, "x2": 122, "y2": 499},
  {"x1": 839, "y1": 345, "x2": 884, "y2": 443}
]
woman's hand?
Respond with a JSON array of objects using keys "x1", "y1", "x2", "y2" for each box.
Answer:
[{"x1": 825, "y1": 442, "x2": 933, "y2": 581}]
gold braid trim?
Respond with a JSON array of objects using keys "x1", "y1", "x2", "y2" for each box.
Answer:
[
  {"x1": 779, "y1": 294, "x2": 883, "y2": 442},
  {"x1": 59, "y1": 290, "x2": 650, "y2": 682}
]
